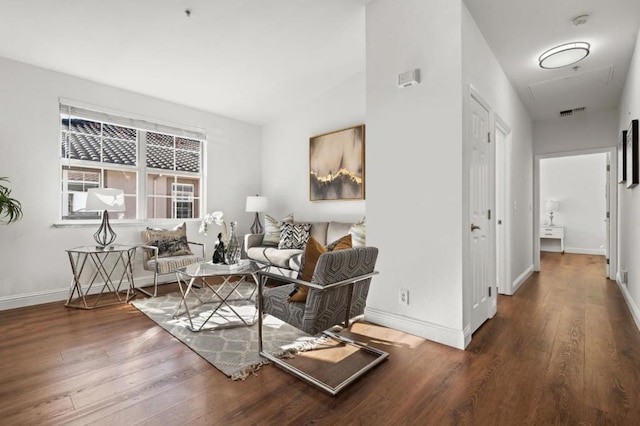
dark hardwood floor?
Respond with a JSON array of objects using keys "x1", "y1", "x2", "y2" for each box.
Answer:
[{"x1": 2, "y1": 252, "x2": 640, "y2": 425}]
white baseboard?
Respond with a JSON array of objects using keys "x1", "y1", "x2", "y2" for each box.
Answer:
[
  {"x1": 364, "y1": 307, "x2": 467, "y2": 350},
  {"x1": 0, "y1": 287, "x2": 71, "y2": 311},
  {"x1": 0, "y1": 274, "x2": 169, "y2": 311},
  {"x1": 616, "y1": 278, "x2": 640, "y2": 333},
  {"x1": 564, "y1": 247, "x2": 606, "y2": 255},
  {"x1": 512, "y1": 264, "x2": 534, "y2": 295},
  {"x1": 540, "y1": 247, "x2": 563, "y2": 253}
]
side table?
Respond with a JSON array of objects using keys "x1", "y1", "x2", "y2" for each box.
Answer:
[
  {"x1": 65, "y1": 244, "x2": 137, "y2": 309},
  {"x1": 540, "y1": 226, "x2": 564, "y2": 253}
]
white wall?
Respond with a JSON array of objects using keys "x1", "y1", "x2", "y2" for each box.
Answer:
[
  {"x1": 360, "y1": 0, "x2": 535, "y2": 349},
  {"x1": 261, "y1": 71, "x2": 365, "y2": 222},
  {"x1": 617, "y1": 28, "x2": 640, "y2": 329},
  {"x1": 365, "y1": 0, "x2": 466, "y2": 348},
  {"x1": 462, "y1": 6, "x2": 534, "y2": 299},
  {"x1": 0, "y1": 56, "x2": 262, "y2": 309},
  {"x1": 539, "y1": 154, "x2": 607, "y2": 255},
  {"x1": 534, "y1": 109, "x2": 619, "y2": 155}
]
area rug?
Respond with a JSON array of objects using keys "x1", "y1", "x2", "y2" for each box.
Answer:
[{"x1": 131, "y1": 282, "x2": 324, "y2": 380}]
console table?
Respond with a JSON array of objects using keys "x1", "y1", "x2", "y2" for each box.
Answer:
[
  {"x1": 65, "y1": 244, "x2": 137, "y2": 309},
  {"x1": 540, "y1": 226, "x2": 564, "y2": 253}
]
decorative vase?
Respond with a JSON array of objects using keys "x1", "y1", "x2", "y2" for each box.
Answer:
[{"x1": 225, "y1": 221, "x2": 241, "y2": 265}]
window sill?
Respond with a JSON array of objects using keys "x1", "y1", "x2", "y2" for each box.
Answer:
[{"x1": 53, "y1": 218, "x2": 203, "y2": 228}]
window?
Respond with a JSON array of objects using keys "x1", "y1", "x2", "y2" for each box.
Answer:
[
  {"x1": 59, "y1": 103, "x2": 205, "y2": 221},
  {"x1": 171, "y1": 183, "x2": 195, "y2": 219}
]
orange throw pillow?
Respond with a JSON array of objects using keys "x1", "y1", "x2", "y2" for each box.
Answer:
[{"x1": 288, "y1": 234, "x2": 352, "y2": 302}]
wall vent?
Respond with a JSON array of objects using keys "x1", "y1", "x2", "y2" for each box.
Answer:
[{"x1": 559, "y1": 107, "x2": 586, "y2": 117}]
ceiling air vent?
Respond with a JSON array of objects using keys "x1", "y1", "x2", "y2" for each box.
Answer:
[{"x1": 559, "y1": 107, "x2": 586, "y2": 118}]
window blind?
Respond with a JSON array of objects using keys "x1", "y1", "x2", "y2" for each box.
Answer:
[{"x1": 59, "y1": 102, "x2": 206, "y2": 141}]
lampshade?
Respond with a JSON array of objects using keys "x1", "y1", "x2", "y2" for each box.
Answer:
[
  {"x1": 71, "y1": 192, "x2": 88, "y2": 212},
  {"x1": 545, "y1": 200, "x2": 559, "y2": 212},
  {"x1": 86, "y1": 188, "x2": 125, "y2": 212},
  {"x1": 245, "y1": 195, "x2": 268, "y2": 213},
  {"x1": 538, "y1": 42, "x2": 590, "y2": 69}
]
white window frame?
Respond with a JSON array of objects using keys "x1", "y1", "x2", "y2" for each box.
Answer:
[
  {"x1": 171, "y1": 183, "x2": 195, "y2": 219},
  {"x1": 58, "y1": 100, "x2": 206, "y2": 224}
]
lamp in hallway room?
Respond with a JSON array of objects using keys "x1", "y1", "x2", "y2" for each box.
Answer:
[
  {"x1": 246, "y1": 195, "x2": 268, "y2": 234},
  {"x1": 545, "y1": 199, "x2": 559, "y2": 226},
  {"x1": 86, "y1": 188, "x2": 125, "y2": 247}
]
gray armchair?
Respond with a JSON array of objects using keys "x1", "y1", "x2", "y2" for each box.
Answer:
[
  {"x1": 257, "y1": 246, "x2": 387, "y2": 395},
  {"x1": 260, "y1": 246, "x2": 378, "y2": 335}
]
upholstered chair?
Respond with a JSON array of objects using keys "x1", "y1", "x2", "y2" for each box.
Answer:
[
  {"x1": 139, "y1": 223, "x2": 205, "y2": 297},
  {"x1": 260, "y1": 246, "x2": 378, "y2": 335}
]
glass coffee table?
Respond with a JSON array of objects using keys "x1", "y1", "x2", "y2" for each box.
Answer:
[{"x1": 173, "y1": 260, "x2": 264, "y2": 332}]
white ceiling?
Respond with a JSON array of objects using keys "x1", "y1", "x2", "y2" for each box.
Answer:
[
  {"x1": 0, "y1": 0, "x2": 367, "y2": 125},
  {"x1": 0, "y1": 1, "x2": 638, "y2": 125},
  {"x1": 464, "y1": 0, "x2": 640, "y2": 121}
]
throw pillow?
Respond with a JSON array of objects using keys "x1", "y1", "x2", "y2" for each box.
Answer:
[
  {"x1": 263, "y1": 213, "x2": 294, "y2": 246},
  {"x1": 288, "y1": 234, "x2": 352, "y2": 303},
  {"x1": 349, "y1": 216, "x2": 366, "y2": 247},
  {"x1": 278, "y1": 222, "x2": 312, "y2": 250},
  {"x1": 327, "y1": 233, "x2": 352, "y2": 251},
  {"x1": 143, "y1": 222, "x2": 193, "y2": 258}
]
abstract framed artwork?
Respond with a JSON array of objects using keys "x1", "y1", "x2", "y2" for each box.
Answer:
[
  {"x1": 618, "y1": 129, "x2": 627, "y2": 184},
  {"x1": 626, "y1": 119, "x2": 639, "y2": 189},
  {"x1": 309, "y1": 124, "x2": 365, "y2": 201}
]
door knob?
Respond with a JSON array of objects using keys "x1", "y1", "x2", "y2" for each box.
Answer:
[{"x1": 471, "y1": 224, "x2": 481, "y2": 231}]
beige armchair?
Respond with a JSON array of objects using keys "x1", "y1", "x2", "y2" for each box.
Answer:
[{"x1": 139, "y1": 223, "x2": 206, "y2": 297}]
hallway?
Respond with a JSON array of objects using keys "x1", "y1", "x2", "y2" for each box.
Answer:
[{"x1": 468, "y1": 252, "x2": 640, "y2": 424}]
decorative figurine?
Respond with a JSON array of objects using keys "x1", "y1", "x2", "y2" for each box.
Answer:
[{"x1": 212, "y1": 232, "x2": 225, "y2": 264}]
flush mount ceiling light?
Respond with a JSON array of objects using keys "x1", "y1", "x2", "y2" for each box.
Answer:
[{"x1": 538, "y1": 42, "x2": 590, "y2": 69}]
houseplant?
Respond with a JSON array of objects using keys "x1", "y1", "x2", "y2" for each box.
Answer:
[{"x1": 0, "y1": 177, "x2": 23, "y2": 224}]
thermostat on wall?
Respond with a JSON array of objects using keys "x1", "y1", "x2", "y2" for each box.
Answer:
[{"x1": 398, "y1": 69, "x2": 420, "y2": 88}]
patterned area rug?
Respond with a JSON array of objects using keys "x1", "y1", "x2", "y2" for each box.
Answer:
[{"x1": 131, "y1": 281, "x2": 323, "y2": 380}]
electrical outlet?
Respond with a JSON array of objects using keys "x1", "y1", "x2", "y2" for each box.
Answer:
[{"x1": 399, "y1": 289, "x2": 409, "y2": 306}]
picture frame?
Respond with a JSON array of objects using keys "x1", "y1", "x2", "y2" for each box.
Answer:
[
  {"x1": 309, "y1": 124, "x2": 365, "y2": 201},
  {"x1": 618, "y1": 129, "x2": 627, "y2": 184},
  {"x1": 626, "y1": 119, "x2": 639, "y2": 188}
]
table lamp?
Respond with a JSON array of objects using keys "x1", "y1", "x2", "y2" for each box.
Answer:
[
  {"x1": 86, "y1": 188, "x2": 125, "y2": 247},
  {"x1": 545, "y1": 199, "x2": 559, "y2": 226},
  {"x1": 245, "y1": 195, "x2": 268, "y2": 234}
]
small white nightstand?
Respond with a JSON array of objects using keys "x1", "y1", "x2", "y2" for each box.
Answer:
[{"x1": 540, "y1": 226, "x2": 564, "y2": 253}]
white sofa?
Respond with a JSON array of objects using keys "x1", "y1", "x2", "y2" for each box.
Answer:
[{"x1": 244, "y1": 220, "x2": 362, "y2": 272}]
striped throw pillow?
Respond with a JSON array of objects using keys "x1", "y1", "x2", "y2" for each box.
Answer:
[
  {"x1": 263, "y1": 213, "x2": 294, "y2": 246},
  {"x1": 278, "y1": 222, "x2": 312, "y2": 249}
]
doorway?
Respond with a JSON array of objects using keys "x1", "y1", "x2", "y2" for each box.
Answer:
[{"x1": 534, "y1": 148, "x2": 617, "y2": 278}]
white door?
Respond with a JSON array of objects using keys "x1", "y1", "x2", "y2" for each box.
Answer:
[
  {"x1": 495, "y1": 123, "x2": 506, "y2": 294},
  {"x1": 470, "y1": 93, "x2": 494, "y2": 333}
]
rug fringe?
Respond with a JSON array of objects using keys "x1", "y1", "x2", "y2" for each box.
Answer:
[
  {"x1": 231, "y1": 360, "x2": 272, "y2": 381},
  {"x1": 230, "y1": 333, "x2": 332, "y2": 381}
]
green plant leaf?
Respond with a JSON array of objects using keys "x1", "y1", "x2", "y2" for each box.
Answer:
[{"x1": 0, "y1": 177, "x2": 23, "y2": 224}]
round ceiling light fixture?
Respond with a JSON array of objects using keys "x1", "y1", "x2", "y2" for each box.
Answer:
[{"x1": 538, "y1": 42, "x2": 590, "y2": 69}]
